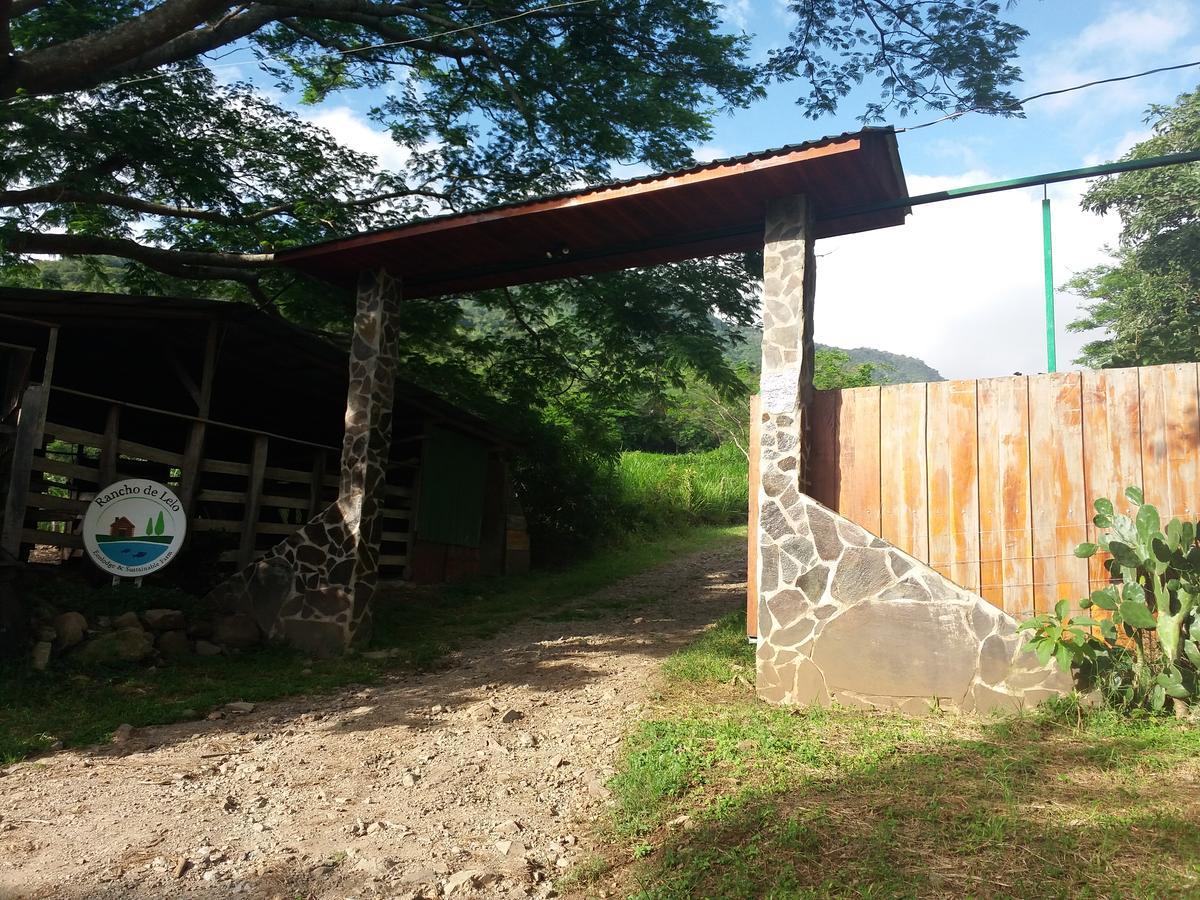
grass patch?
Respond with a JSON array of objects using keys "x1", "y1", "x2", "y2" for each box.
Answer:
[
  {"x1": 0, "y1": 525, "x2": 743, "y2": 763},
  {"x1": 598, "y1": 611, "x2": 1200, "y2": 899},
  {"x1": 615, "y1": 444, "x2": 747, "y2": 531},
  {"x1": 660, "y1": 611, "x2": 753, "y2": 685}
]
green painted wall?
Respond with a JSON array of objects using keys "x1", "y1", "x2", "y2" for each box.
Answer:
[{"x1": 416, "y1": 425, "x2": 489, "y2": 547}]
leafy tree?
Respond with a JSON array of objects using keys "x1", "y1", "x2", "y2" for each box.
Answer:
[
  {"x1": 1070, "y1": 87, "x2": 1200, "y2": 368},
  {"x1": 767, "y1": 0, "x2": 1027, "y2": 121},
  {"x1": 154, "y1": 511, "x2": 165, "y2": 536},
  {"x1": 145, "y1": 517, "x2": 154, "y2": 536}
]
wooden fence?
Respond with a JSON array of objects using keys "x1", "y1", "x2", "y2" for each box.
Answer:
[
  {"x1": 751, "y1": 363, "x2": 1200, "y2": 621},
  {"x1": 11, "y1": 389, "x2": 415, "y2": 576}
]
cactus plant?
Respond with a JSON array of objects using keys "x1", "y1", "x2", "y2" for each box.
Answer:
[{"x1": 1020, "y1": 487, "x2": 1200, "y2": 715}]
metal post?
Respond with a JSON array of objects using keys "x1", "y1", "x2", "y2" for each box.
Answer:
[{"x1": 1042, "y1": 189, "x2": 1057, "y2": 373}]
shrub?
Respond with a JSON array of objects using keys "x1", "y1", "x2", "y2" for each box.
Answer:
[{"x1": 1019, "y1": 487, "x2": 1199, "y2": 715}]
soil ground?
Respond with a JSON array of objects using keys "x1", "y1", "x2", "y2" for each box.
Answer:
[{"x1": 0, "y1": 543, "x2": 745, "y2": 900}]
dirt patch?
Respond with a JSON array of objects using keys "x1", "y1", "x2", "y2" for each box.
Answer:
[{"x1": 0, "y1": 543, "x2": 745, "y2": 899}]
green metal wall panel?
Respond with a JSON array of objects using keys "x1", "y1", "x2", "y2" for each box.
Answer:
[{"x1": 416, "y1": 425, "x2": 488, "y2": 547}]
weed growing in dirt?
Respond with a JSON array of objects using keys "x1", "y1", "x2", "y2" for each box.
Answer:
[{"x1": 598, "y1": 611, "x2": 1200, "y2": 899}]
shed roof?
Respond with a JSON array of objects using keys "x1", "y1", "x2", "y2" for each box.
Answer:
[
  {"x1": 0, "y1": 287, "x2": 509, "y2": 445},
  {"x1": 278, "y1": 128, "x2": 909, "y2": 298}
]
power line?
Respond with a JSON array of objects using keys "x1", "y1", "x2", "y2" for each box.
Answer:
[{"x1": 898, "y1": 58, "x2": 1200, "y2": 133}]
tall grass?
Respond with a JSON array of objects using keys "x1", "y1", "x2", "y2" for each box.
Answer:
[{"x1": 614, "y1": 443, "x2": 748, "y2": 532}]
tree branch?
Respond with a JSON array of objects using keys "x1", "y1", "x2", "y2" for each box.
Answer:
[
  {"x1": 2, "y1": 0, "x2": 236, "y2": 98},
  {"x1": 4, "y1": 230, "x2": 275, "y2": 280}
]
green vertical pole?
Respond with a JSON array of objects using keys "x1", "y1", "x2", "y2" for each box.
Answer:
[{"x1": 1042, "y1": 191, "x2": 1057, "y2": 373}]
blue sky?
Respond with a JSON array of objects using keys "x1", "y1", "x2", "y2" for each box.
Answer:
[{"x1": 246, "y1": 0, "x2": 1200, "y2": 379}]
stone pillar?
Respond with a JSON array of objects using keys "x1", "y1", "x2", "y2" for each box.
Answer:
[
  {"x1": 205, "y1": 269, "x2": 401, "y2": 657},
  {"x1": 337, "y1": 268, "x2": 402, "y2": 645},
  {"x1": 757, "y1": 194, "x2": 816, "y2": 602},
  {"x1": 756, "y1": 194, "x2": 819, "y2": 696}
]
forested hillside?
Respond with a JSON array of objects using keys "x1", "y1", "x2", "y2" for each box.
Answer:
[{"x1": 718, "y1": 320, "x2": 944, "y2": 382}]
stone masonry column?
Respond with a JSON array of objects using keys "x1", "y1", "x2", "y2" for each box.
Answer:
[
  {"x1": 337, "y1": 267, "x2": 402, "y2": 646},
  {"x1": 756, "y1": 195, "x2": 819, "y2": 697},
  {"x1": 204, "y1": 268, "x2": 401, "y2": 657}
]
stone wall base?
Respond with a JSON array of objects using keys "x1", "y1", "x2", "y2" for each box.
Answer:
[
  {"x1": 205, "y1": 501, "x2": 373, "y2": 658},
  {"x1": 756, "y1": 495, "x2": 1072, "y2": 714}
]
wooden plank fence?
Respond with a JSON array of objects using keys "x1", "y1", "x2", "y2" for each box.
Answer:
[
  {"x1": 11, "y1": 392, "x2": 414, "y2": 575},
  {"x1": 752, "y1": 363, "x2": 1200, "y2": 620}
]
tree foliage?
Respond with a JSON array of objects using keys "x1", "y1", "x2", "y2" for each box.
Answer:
[
  {"x1": 766, "y1": 0, "x2": 1027, "y2": 121},
  {"x1": 1070, "y1": 87, "x2": 1200, "y2": 368}
]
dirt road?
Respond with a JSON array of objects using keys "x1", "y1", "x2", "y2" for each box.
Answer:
[{"x1": 0, "y1": 543, "x2": 745, "y2": 899}]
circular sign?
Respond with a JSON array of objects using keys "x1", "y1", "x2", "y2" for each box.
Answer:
[{"x1": 82, "y1": 479, "x2": 187, "y2": 576}]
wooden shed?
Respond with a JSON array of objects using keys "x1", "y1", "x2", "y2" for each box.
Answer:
[{"x1": 0, "y1": 287, "x2": 528, "y2": 583}]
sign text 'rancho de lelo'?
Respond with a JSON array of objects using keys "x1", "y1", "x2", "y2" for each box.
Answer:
[{"x1": 82, "y1": 478, "x2": 187, "y2": 577}]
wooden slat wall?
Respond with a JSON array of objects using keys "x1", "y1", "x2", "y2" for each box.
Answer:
[
  {"x1": 880, "y1": 382, "x2": 928, "y2": 563},
  {"x1": 801, "y1": 363, "x2": 1200, "y2": 618},
  {"x1": 21, "y1": 419, "x2": 414, "y2": 574},
  {"x1": 977, "y1": 377, "x2": 1033, "y2": 617}
]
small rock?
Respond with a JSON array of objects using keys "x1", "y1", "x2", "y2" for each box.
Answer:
[
  {"x1": 74, "y1": 629, "x2": 154, "y2": 665},
  {"x1": 431, "y1": 704, "x2": 444, "y2": 714},
  {"x1": 206, "y1": 711, "x2": 225, "y2": 721},
  {"x1": 516, "y1": 732, "x2": 537, "y2": 748},
  {"x1": 112, "y1": 612, "x2": 142, "y2": 631},
  {"x1": 587, "y1": 779, "x2": 611, "y2": 799},
  {"x1": 112, "y1": 724, "x2": 133, "y2": 744},
  {"x1": 499, "y1": 709, "x2": 524, "y2": 724},
  {"x1": 401, "y1": 772, "x2": 417, "y2": 788},
  {"x1": 156, "y1": 630, "x2": 192, "y2": 659},
  {"x1": 142, "y1": 609, "x2": 186, "y2": 632},
  {"x1": 495, "y1": 820, "x2": 523, "y2": 834},
  {"x1": 53, "y1": 612, "x2": 88, "y2": 648},
  {"x1": 469, "y1": 702, "x2": 498, "y2": 721},
  {"x1": 212, "y1": 613, "x2": 261, "y2": 649},
  {"x1": 224, "y1": 701, "x2": 255, "y2": 715},
  {"x1": 195, "y1": 640, "x2": 223, "y2": 657},
  {"x1": 547, "y1": 756, "x2": 565, "y2": 770},
  {"x1": 31, "y1": 641, "x2": 51, "y2": 671},
  {"x1": 173, "y1": 858, "x2": 190, "y2": 879},
  {"x1": 495, "y1": 839, "x2": 525, "y2": 857},
  {"x1": 443, "y1": 870, "x2": 481, "y2": 896}
]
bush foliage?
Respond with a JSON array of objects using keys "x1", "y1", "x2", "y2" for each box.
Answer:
[{"x1": 1020, "y1": 487, "x2": 1200, "y2": 715}]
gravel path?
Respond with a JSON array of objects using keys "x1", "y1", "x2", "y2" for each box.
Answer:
[{"x1": 0, "y1": 542, "x2": 745, "y2": 900}]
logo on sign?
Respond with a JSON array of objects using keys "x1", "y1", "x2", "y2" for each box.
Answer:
[{"x1": 82, "y1": 479, "x2": 187, "y2": 576}]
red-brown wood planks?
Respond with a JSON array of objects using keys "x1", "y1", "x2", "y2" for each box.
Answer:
[
  {"x1": 926, "y1": 379, "x2": 980, "y2": 591},
  {"x1": 806, "y1": 390, "x2": 840, "y2": 511},
  {"x1": 977, "y1": 376, "x2": 1033, "y2": 617},
  {"x1": 880, "y1": 382, "x2": 928, "y2": 562},
  {"x1": 1081, "y1": 368, "x2": 1142, "y2": 595},
  {"x1": 1028, "y1": 371, "x2": 1090, "y2": 614},
  {"x1": 1140, "y1": 363, "x2": 1200, "y2": 523},
  {"x1": 836, "y1": 386, "x2": 882, "y2": 535}
]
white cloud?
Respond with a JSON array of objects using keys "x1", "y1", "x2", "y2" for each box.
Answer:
[
  {"x1": 1024, "y1": 1, "x2": 1197, "y2": 115},
  {"x1": 810, "y1": 172, "x2": 1122, "y2": 380},
  {"x1": 301, "y1": 105, "x2": 413, "y2": 172},
  {"x1": 722, "y1": 0, "x2": 752, "y2": 31}
]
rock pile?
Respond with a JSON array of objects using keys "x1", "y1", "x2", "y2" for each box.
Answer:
[{"x1": 27, "y1": 607, "x2": 264, "y2": 671}]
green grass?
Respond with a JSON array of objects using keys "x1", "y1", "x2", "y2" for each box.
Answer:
[
  {"x1": 595, "y1": 611, "x2": 1200, "y2": 899},
  {"x1": 615, "y1": 444, "x2": 747, "y2": 531},
  {"x1": 0, "y1": 524, "x2": 743, "y2": 763}
]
